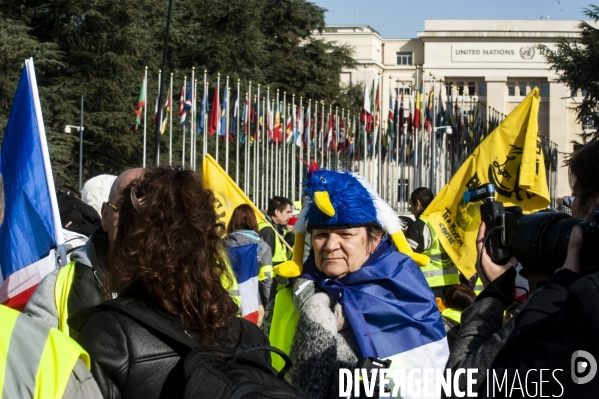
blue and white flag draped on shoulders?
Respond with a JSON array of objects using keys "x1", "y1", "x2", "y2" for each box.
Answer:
[{"x1": 301, "y1": 236, "x2": 449, "y2": 397}]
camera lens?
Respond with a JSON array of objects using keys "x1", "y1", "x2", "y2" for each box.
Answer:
[{"x1": 513, "y1": 213, "x2": 586, "y2": 276}]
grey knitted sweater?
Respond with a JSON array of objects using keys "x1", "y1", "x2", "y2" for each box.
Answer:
[{"x1": 262, "y1": 277, "x2": 360, "y2": 399}]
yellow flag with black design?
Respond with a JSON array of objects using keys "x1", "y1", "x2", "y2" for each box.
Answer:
[
  {"x1": 422, "y1": 88, "x2": 549, "y2": 278},
  {"x1": 203, "y1": 154, "x2": 264, "y2": 228}
]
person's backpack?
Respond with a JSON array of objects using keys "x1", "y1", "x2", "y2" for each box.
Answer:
[{"x1": 96, "y1": 297, "x2": 303, "y2": 399}]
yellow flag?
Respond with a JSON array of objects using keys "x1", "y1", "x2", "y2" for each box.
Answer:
[
  {"x1": 422, "y1": 88, "x2": 549, "y2": 278},
  {"x1": 203, "y1": 154, "x2": 264, "y2": 228}
]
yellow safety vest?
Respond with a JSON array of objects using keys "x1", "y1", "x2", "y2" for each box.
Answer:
[
  {"x1": 441, "y1": 308, "x2": 462, "y2": 324},
  {"x1": 268, "y1": 287, "x2": 298, "y2": 372},
  {"x1": 54, "y1": 261, "x2": 77, "y2": 336},
  {"x1": 473, "y1": 277, "x2": 484, "y2": 296},
  {"x1": 258, "y1": 220, "x2": 291, "y2": 291},
  {"x1": 0, "y1": 305, "x2": 91, "y2": 399},
  {"x1": 419, "y1": 216, "x2": 460, "y2": 288}
]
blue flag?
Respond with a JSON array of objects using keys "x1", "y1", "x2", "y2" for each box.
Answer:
[
  {"x1": 220, "y1": 86, "x2": 228, "y2": 137},
  {"x1": 0, "y1": 59, "x2": 63, "y2": 307},
  {"x1": 197, "y1": 84, "x2": 208, "y2": 135},
  {"x1": 301, "y1": 237, "x2": 448, "y2": 380},
  {"x1": 181, "y1": 82, "x2": 192, "y2": 128}
]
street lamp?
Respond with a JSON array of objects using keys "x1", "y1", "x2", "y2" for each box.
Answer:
[{"x1": 64, "y1": 96, "x2": 84, "y2": 191}]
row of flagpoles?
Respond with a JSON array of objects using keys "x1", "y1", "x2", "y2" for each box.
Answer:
[{"x1": 135, "y1": 67, "x2": 559, "y2": 211}]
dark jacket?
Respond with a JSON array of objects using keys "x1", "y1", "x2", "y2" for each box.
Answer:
[
  {"x1": 76, "y1": 289, "x2": 270, "y2": 399},
  {"x1": 447, "y1": 267, "x2": 598, "y2": 398},
  {"x1": 481, "y1": 270, "x2": 599, "y2": 398}
]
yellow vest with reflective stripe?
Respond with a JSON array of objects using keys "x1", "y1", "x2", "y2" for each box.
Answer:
[
  {"x1": 268, "y1": 287, "x2": 298, "y2": 372},
  {"x1": 473, "y1": 277, "x2": 484, "y2": 296},
  {"x1": 441, "y1": 308, "x2": 462, "y2": 324},
  {"x1": 55, "y1": 261, "x2": 77, "y2": 336},
  {"x1": 419, "y1": 216, "x2": 460, "y2": 288},
  {"x1": 0, "y1": 305, "x2": 90, "y2": 399},
  {"x1": 257, "y1": 220, "x2": 289, "y2": 264}
]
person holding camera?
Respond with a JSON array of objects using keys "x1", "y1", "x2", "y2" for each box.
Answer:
[{"x1": 445, "y1": 140, "x2": 599, "y2": 398}]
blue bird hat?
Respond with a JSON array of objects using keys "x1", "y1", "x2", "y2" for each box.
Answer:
[{"x1": 273, "y1": 161, "x2": 431, "y2": 278}]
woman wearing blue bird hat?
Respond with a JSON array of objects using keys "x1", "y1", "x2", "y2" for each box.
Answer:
[{"x1": 262, "y1": 163, "x2": 450, "y2": 399}]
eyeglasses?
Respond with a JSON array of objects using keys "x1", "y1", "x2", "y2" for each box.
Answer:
[{"x1": 106, "y1": 202, "x2": 119, "y2": 213}]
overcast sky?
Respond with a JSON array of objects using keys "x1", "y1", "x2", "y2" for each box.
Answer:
[{"x1": 311, "y1": 0, "x2": 592, "y2": 38}]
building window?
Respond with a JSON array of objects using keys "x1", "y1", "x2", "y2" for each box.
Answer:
[
  {"x1": 508, "y1": 82, "x2": 515, "y2": 97},
  {"x1": 530, "y1": 82, "x2": 538, "y2": 93},
  {"x1": 519, "y1": 82, "x2": 526, "y2": 96},
  {"x1": 457, "y1": 81, "x2": 464, "y2": 95},
  {"x1": 396, "y1": 52, "x2": 413, "y2": 65},
  {"x1": 468, "y1": 82, "x2": 476, "y2": 96},
  {"x1": 541, "y1": 82, "x2": 550, "y2": 97},
  {"x1": 479, "y1": 82, "x2": 487, "y2": 96},
  {"x1": 582, "y1": 89, "x2": 588, "y2": 97},
  {"x1": 571, "y1": 88, "x2": 578, "y2": 97},
  {"x1": 404, "y1": 87, "x2": 411, "y2": 96},
  {"x1": 445, "y1": 83, "x2": 453, "y2": 96}
]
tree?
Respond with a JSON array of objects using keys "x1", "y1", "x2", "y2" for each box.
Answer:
[
  {"x1": 0, "y1": 0, "x2": 355, "y2": 186},
  {"x1": 543, "y1": 5, "x2": 599, "y2": 145}
]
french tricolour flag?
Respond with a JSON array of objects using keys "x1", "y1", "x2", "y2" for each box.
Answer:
[
  {"x1": 226, "y1": 243, "x2": 260, "y2": 324},
  {"x1": 0, "y1": 58, "x2": 64, "y2": 311}
]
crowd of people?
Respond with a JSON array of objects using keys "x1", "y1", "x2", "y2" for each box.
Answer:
[{"x1": 1, "y1": 139, "x2": 599, "y2": 398}]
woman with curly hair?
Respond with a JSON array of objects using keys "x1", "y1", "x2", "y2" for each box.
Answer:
[{"x1": 76, "y1": 167, "x2": 270, "y2": 399}]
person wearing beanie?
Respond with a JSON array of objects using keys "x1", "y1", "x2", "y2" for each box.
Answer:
[
  {"x1": 262, "y1": 166, "x2": 448, "y2": 398},
  {"x1": 81, "y1": 174, "x2": 117, "y2": 216}
]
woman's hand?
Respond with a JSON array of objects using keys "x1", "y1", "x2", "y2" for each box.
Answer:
[
  {"x1": 554, "y1": 226, "x2": 583, "y2": 275},
  {"x1": 475, "y1": 222, "x2": 518, "y2": 289}
]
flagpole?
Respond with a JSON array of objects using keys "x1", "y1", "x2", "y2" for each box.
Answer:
[
  {"x1": 188, "y1": 68, "x2": 195, "y2": 169},
  {"x1": 225, "y1": 77, "x2": 230, "y2": 174},
  {"x1": 255, "y1": 86, "x2": 260, "y2": 206},
  {"x1": 168, "y1": 73, "x2": 173, "y2": 166},
  {"x1": 181, "y1": 75, "x2": 186, "y2": 168},
  {"x1": 363, "y1": 66, "x2": 368, "y2": 181},
  {"x1": 236, "y1": 79, "x2": 241, "y2": 185},
  {"x1": 270, "y1": 98, "x2": 275, "y2": 201},
  {"x1": 276, "y1": 90, "x2": 280, "y2": 195},
  {"x1": 192, "y1": 78, "x2": 197, "y2": 171},
  {"x1": 261, "y1": 95, "x2": 266, "y2": 208},
  {"x1": 265, "y1": 88, "x2": 270, "y2": 203},
  {"x1": 203, "y1": 71, "x2": 207, "y2": 158},
  {"x1": 246, "y1": 83, "x2": 252, "y2": 195},
  {"x1": 215, "y1": 73, "x2": 220, "y2": 164},
  {"x1": 299, "y1": 97, "x2": 304, "y2": 199},
  {"x1": 153, "y1": 0, "x2": 173, "y2": 166},
  {"x1": 320, "y1": 101, "x2": 325, "y2": 168},
  {"x1": 291, "y1": 94, "x2": 296, "y2": 204},
  {"x1": 143, "y1": 67, "x2": 148, "y2": 168},
  {"x1": 156, "y1": 70, "x2": 161, "y2": 166},
  {"x1": 282, "y1": 92, "x2": 287, "y2": 198},
  {"x1": 378, "y1": 72, "x2": 382, "y2": 195}
]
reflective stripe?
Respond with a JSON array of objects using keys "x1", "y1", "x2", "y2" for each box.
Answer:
[
  {"x1": 259, "y1": 265, "x2": 273, "y2": 281},
  {"x1": 228, "y1": 289, "x2": 240, "y2": 297},
  {"x1": 55, "y1": 261, "x2": 77, "y2": 336},
  {"x1": 406, "y1": 238, "x2": 419, "y2": 250},
  {"x1": 441, "y1": 308, "x2": 462, "y2": 324},
  {"x1": 421, "y1": 267, "x2": 459, "y2": 278},
  {"x1": 428, "y1": 254, "x2": 451, "y2": 262},
  {"x1": 3, "y1": 313, "x2": 50, "y2": 398}
]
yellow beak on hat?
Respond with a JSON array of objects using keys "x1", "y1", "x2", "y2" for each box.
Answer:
[{"x1": 314, "y1": 191, "x2": 335, "y2": 217}]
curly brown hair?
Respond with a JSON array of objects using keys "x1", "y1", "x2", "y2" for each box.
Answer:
[{"x1": 109, "y1": 167, "x2": 239, "y2": 348}]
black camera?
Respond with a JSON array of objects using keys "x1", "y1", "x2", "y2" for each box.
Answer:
[{"x1": 464, "y1": 183, "x2": 599, "y2": 276}]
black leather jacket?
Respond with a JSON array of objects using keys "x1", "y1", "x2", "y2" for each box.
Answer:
[{"x1": 76, "y1": 291, "x2": 270, "y2": 399}]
